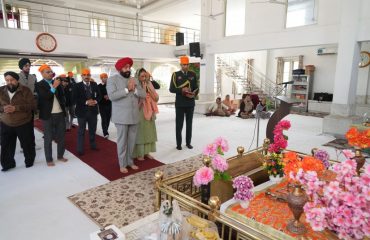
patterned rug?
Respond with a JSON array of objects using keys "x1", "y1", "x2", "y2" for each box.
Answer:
[{"x1": 68, "y1": 155, "x2": 203, "y2": 228}]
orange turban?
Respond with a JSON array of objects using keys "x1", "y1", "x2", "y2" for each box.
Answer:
[
  {"x1": 180, "y1": 56, "x2": 189, "y2": 65},
  {"x1": 81, "y1": 68, "x2": 91, "y2": 75},
  {"x1": 38, "y1": 64, "x2": 51, "y2": 72},
  {"x1": 100, "y1": 73, "x2": 108, "y2": 79},
  {"x1": 115, "y1": 57, "x2": 133, "y2": 71},
  {"x1": 67, "y1": 72, "x2": 73, "y2": 77}
]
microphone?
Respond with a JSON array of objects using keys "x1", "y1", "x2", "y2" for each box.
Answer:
[{"x1": 277, "y1": 81, "x2": 294, "y2": 85}]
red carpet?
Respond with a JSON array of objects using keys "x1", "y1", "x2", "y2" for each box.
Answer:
[{"x1": 34, "y1": 119, "x2": 164, "y2": 181}]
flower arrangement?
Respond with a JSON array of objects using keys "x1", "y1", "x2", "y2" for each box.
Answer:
[
  {"x1": 283, "y1": 151, "x2": 325, "y2": 178},
  {"x1": 313, "y1": 149, "x2": 330, "y2": 169},
  {"x1": 193, "y1": 137, "x2": 231, "y2": 187},
  {"x1": 263, "y1": 152, "x2": 284, "y2": 177},
  {"x1": 263, "y1": 120, "x2": 291, "y2": 177},
  {"x1": 268, "y1": 120, "x2": 291, "y2": 153},
  {"x1": 291, "y1": 160, "x2": 370, "y2": 240},
  {"x1": 345, "y1": 127, "x2": 370, "y2": 149},
  {"x1": 232, "y1": 175, "x2": 254, "y2": 202}
]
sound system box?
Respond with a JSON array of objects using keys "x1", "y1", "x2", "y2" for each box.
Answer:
[
  {"x1": 176, "y1": 32, "x2": 184, "y2": 46},
  {"x1": 189, "y1": 42, "x2": 201, "y2": 58}
]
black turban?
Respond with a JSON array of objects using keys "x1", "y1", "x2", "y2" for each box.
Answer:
[
  {"x1": 18, "y1": 58, "x2": 31, "y2": 69},
  {"x1": 4, "y1": 71, "x2": 20, "y2": 81}
]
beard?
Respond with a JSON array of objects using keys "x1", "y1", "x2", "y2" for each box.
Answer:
[
  {"x1": 120, "y1": 71, "x2": 131, "y2": 78},
  {"x1": 7, "y1": 84, "x2": 19, "y2": 93}
]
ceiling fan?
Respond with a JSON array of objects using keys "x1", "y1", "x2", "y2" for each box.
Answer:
[
  {"x1": 194, "y1": 0, "x2": 224, "y2": 20},
  {"x1": 250, "y1": 0, "x2": 287, "y2": 5}
]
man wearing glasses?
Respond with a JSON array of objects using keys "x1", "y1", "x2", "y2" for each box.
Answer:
[
  {"x1": 169, "y1": 56, "x2": 199, "y2": 150},
  {"x1": 72, "y1": 68, "x2": 101, "y2": 156},
  {"x1": 36, "y1": 64, "x2": 67, "y2": 167}
]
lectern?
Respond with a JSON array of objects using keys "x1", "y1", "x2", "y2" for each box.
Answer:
[{"x1": 266, "y1": 96, "x2": 301, "y2": 142}]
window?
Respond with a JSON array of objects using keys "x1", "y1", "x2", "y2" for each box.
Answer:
[
  {"x1": 282, "y1": 60, "x2": 299, "y2": 83},
  {"x1": 286, "y1": 0, "x2": 317, "y2": 28},
  {"x1": 90, "y1": 18, "x2": 107, "y2": 38},
  {"x1": 6, "y1": 7, "x2": 29, "y2": 30},
  {"x1": 225, "y1": 0, "x2": 245, "y2": 36}
]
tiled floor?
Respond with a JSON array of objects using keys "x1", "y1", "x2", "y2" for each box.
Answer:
[{"x1": 0, "y1": 105, "x2": 340, "y2": 240}]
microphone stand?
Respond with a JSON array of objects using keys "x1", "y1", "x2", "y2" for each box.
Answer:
[{"x1": 256, "y1": 103, "x2": 264, "y2": 148}]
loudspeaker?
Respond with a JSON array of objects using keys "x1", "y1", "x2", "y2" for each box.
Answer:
[
  {"x1": 176, "y1": 32, "x2": 184, "y2": 46},
  {"x1": 189, "y1": 42, "x2": 201, "y2": 58}
]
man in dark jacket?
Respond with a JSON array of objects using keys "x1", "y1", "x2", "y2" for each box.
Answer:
[
  {"x1": 72, "y1": 68, "x2": 101, "y2": 155},
  {"x1": 61, "y1": 75, "x2": 73, "y2": 131},
  {"x1": 98, "y1": 73, "x2": 112, "y2": 138},
  {"x1": 0, "y1": 71, "x2": 36, "y2": 171},
  {"x1": 36, "y1": 64, "x2": 68, "y2": 167},
  {"x1": 169, "y1": 56, "x2": 198, "y2": 150}
]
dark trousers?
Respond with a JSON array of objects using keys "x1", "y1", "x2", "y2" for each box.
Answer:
[
  {"x1": 77, "y1": 110, "x2": 97, "y2": 153},
  {"x1": 1, "y1": 121, "x2": 35, "y2": 169},
  {"x1": 43, "y1": 113, "x2": 65, "y2": 162},
  {"x1": 175, "y1": 106, "x2": 194, "y2": 147},
  {"x1": 99, "y1": 103, "x2": 111, "y2": 136}
]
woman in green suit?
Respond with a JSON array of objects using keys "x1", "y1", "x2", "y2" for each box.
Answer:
[{"x1": 132, "y1": 68, "x2": 159, "y2": 161}]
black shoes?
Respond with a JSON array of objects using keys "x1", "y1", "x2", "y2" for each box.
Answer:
[
  {"x1": 186, "y1": 144, "x2": 193, "y2": 149},
  {"x1": 1, "y1": 164, "x2": 16, "y2": 172},
  {"x1": 25, "y1": 163, "x2": 34, "y2": 168},
  {"x1": 176, "y1": 146, "x2": 182, "y2": 150},
  {"x1": 77, "y1": 151, "x2": 84, "y2": 156}
]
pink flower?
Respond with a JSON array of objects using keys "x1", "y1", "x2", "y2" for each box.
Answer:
[
  {"x1": 193, "y1": 167, "x2": 214, "y2": 187},
  {"x1": 342, "y1": 149, "x2": 355, "y2": 159},
  {"x1": 211, "y1": 154, "x2": 228, "y2": 172},
  {"x1": 279, "y1": 120, "x2": 291, "y2": 130},
  {"x1": 214, "y1": 137, "x2": 229, "y2": 152},
  {"x1": 203, "y1": 143, "x2": 217, "y2": 156}
]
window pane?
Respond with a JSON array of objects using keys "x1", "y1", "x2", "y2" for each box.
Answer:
[
  {"x1": 99, "y1": 19, "x2": 106, "y2": 38},
  {"x1": 90, "y1": 18, "x2": 98, "y2": 37},
  {"x1": 19, "y1": 8, "x2": 29, "y2": 30},
  {"x1": 283, "y1": 62, "x2": 290, "y2": 82},
  {"x1": 225, "y1": 0, "x2": 245, "y2": 36},
  {"x1": 8, "y1": 19, "x2": 18, "y2": 28},
  {"x1": 286, "y1": 0, "x2": 316, "y2": 28},
  {"x1": 293, "y1": 61, "x2": 299, "y2": 69}
]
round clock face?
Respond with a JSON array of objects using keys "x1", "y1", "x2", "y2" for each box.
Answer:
[
  {"x1": 359, "y1": 51, "x2": 370, "y2": 68},
  {"x1": 36, "y1": 33, "x2": 57, "y2": 52}
]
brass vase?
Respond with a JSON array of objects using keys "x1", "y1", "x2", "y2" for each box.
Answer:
[
  {"x1": 354, "y1": 148, "x2": 365, "y2": 175},
  {"x1": 287, "y1": 184, "x2": 308, "y2": 234}
]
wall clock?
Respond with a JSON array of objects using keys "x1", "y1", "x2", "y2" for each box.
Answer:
[
  {"x1": 359, "y1": 51, "x2": 370, "y2": 68},
  {"x1": 35, "y1": 33, "x2": 57, "y2": 52}
]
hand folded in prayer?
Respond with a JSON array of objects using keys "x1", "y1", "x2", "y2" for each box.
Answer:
[
  {"x1": 87, "y1": 99, "x2": 97, "y2": 106},
  {"x1": 127, "y1": 78, "x2": 136, "y2": 92},
  {"x1": 4, "y1": 105, "x2": 15, "y2": 113}
]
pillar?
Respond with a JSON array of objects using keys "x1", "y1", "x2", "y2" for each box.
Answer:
[{"x1": 323, "y1": 0, "x2": 362, "y2": 136}]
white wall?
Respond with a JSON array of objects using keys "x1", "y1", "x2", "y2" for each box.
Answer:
[
  {"x1": 266, "y1": 45, "x2": 338, "y2": 94},
  {"x1": 0, "y1": 28, "x2": 175, "y2": 59}
]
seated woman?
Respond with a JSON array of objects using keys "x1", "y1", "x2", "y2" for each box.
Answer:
[
  {"x1": 208, "y1": 97, "x2": 230, "y2": 117},
  {"x1": 258, "y1": 98, "x2": 271, "y2": 119},
  {"x1": 222, "y1": 94, "x2": 236, "y2": 114},
  {"x1": 238, "y1": 94, "x2": 254, "y2": 119}
]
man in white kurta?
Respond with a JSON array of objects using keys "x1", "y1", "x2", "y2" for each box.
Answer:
[{"x1": 107, "y1": 57, "x2": 146, "y2": 173}]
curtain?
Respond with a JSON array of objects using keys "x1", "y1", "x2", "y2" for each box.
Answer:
[{"x1": 276, "y1": 57, "x2": 284, "y2": 84}]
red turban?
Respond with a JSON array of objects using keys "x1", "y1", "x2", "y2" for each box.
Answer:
[{"x1": 115, "y1": 57, "x2": 133, "y2": 71}]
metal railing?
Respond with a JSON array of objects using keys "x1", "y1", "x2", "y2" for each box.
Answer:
[
  {"x1": 216, "y1": 55, "x2": 285, "y2": 99},
  {"x1": 0, "y1": 0, "x2": 200, "y2": 45}
]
